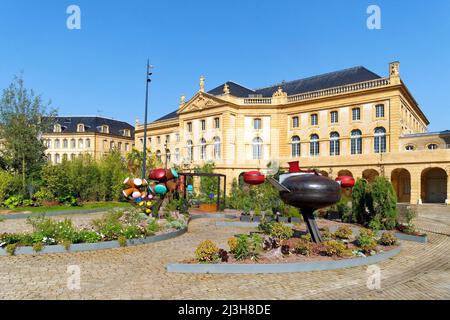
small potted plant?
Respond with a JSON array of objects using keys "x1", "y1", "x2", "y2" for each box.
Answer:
[
  {"x1": 253, "y1": 206, "x2": 262, "y2": 223},
  {"x1": 288, "y1": 206, "x2": 302, "y2": 223}
]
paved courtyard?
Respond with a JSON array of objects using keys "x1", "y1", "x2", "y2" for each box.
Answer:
[{"x1": 0, "y1": 209, "x2": 449, "y2": 300}]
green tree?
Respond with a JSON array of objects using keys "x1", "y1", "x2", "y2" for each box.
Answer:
[
  {"x1": 125, "y1": 147, "x2": 163, "y2": 177},
  {"x1": 0, "y1": 75, "x2": 56, "y2": 194}
]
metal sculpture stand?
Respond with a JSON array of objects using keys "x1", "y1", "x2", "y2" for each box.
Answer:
[{"x1": 301, "y1": 209, "x2": 323, "y2": 243}]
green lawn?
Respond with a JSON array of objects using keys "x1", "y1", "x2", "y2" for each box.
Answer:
[{"x1": 10, "y1": 201, "x2": 132, "y2": 214}]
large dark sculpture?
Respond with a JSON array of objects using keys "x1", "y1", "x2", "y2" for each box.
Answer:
[
  {"x1": 243, "y1": 161, "x2": 342, "y2": 243},
  {"x1": 278, "y1": 173, "x2": 341, "y2": 243}
]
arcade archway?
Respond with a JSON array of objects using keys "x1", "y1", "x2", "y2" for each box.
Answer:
[
  {"x1": 362, "y1": 169, "x2": 379, "y2": 183},
  {"x1": 391, "y1": 168, "x2": 411, "y2": 203},
  {"x1": 421, "y1": 168, "x2": 447, "y2": 203}
]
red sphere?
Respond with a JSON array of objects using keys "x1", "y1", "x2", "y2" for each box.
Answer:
[
  {"x1": 335, "y1": 176, "x2": 355, "y2": 188},
  {"x1": 243, "y1": 171, "x2": 266, "y2": 185}
]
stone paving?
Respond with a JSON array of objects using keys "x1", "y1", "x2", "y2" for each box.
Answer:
[{"x1": 0, "y1": 209, "x2": 449, "y2": 300}]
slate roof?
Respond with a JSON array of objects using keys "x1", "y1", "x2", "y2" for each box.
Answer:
[
  {"x1": 152, "y1": 66, "x2": 382, "y2": 123},
  {"x1": 46, "y1": 116, "x2": 135, "y2": 138}
]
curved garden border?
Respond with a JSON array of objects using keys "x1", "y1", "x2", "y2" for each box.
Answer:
[
  {"x1": 0, "y1": 227, "x2": 188, "y2": 256},
  {"x1": 0, "y1": 211, "x2": 236, "y2": 256},
  {"x1": 167, "y1": 246, "x2": 401, "y2": 274}
]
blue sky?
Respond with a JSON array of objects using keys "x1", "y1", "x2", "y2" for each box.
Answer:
[{"x1": 0, "y1": 0, "x2": 449, "y2": 131}]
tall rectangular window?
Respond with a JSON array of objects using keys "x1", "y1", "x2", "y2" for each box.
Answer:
[
  {"x1": 330, "y1": 111, "x2": 338, "y2": 124},
  {"x1": 201, "y1": 120, "x2": 206, "y2": 131},
  {"x1": 214, "y1": 117, "x2": 220, "y2": 129},
  {"x1": 375, "y1": 104, "x2": 385, "y2": 118},
  {"x1": 292, "y1": 116, "x2": 299, "y2": 128},
  {"x1": 311, "y1": 114, "x2": 318, "y2": 126},
  {"x1": 254, "y1": 118, "x2": 261, "y2": 130},
  {"x1": 187, "y1": 122, "x2": 192, "y2": 132},
  {"x1": 352, "y1": 108, "x2": 361, "y2": 121}
]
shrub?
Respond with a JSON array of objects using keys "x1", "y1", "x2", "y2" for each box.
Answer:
[
  {"x1": 322, "y1": 240, "x2": 348, "y2": 257},
  {"x1": 371, "y1": 177, "x2": 398, "y2": 230},
  {"x1": 33, "y1": 189, "x2": 55, "y2": 204},
  {"x1": 32, "y1": 242, "x2": 44, "y2": 252},
  {"x1": 6, "y1": 243, "x2": 17, "y2": 256},
  {"x1": 195, "y1": 240, "x2": 220, "y2": 263},
  {"x1": 77, "y1": 230, "x2": 101, "y2": 243},
  {"x1": 379, "y1": 232, "x2": 397, "y2": 246},
  {"x1": 165, "y1": 220, "x2": 186, "y2": 230},
  {"x1": 234, "y1": 235, "x2": 250, "y2": 260},
  {"x1": 3, "y1": 195, "x2": 23, "y2": 209},
  {"x1": 227, "y1": 237, "x2": 238, "y2": 254},
  {"x1": 117, "y1": 235, "x2": 127, "y2": 247},
  {"x1": 218, "y1": 249, "x2": 229, "y2": 262},
  {"x1": 301, "y1": 233, "x2": 312, "y2": 242},
  {"x1": 294, "y1": 240, "x2": 312, "y2": 256},
  {"x1": 0, "y1": 170, "x2": 22, "y2": 204},
  {"x1": 357, "y1": 228, "x2": 377, "y2": 253},
  {"x1": 287, "y1": 206, "x2": 301, "y2": 218},
  {"x1": 333, "y1": 225, "x2": 353, "y2": 239},
  {"x1": 258, "y1": 220, "x2": 274, "y2": 235},
  {"x1": 270, "y1": 222, "x2": 294, "y2": 240}
]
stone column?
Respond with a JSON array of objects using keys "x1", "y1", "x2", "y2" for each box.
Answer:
[
  {"x1": 410, "y1": 169, "x2": 422, "y2": 205},
  {"x1": 447, "y1": 168, "x2": 450, "y2": 205}
]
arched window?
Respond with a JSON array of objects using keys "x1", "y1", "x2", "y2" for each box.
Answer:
[
  {"x1": 70, "y1": 154, "x2": 76, "y2": 161},
  {"x1": 85, "y1": 139, "x2": 91, "y2": 148},
  {"x1": 405, "y1": 145, "x2": 415, "y2": 151},
  {"x1": 213, "y1": 137, "x2": 221, "y2": 160},
  {"x1": 45, "y1": 139, "x2": 52, "y2": 148},
  {"x1": 54, "y1": 124, "x2": 62, "y2": 133},
  {"x1": 77, "y1": 123, "x2": 85, "y2": 132},
  {"x1": 427, "y1": 144, "x2": 438, "y2": 150},
  {"x1": 55, "y1": 153, "x2": 61, "y2": 163},
  {"x1": 78, "y1": 139, "x2": 84, "y2": 149},
  {"x1": 175, "y1": 148, "x2": 180, "y2": 162},
  {"x1": 310, "y1": 134, "x2": 319, "y2": 156},
  {"x1": 351, "y1": 130, "x2": 362, "y2": 155},
  {"x1": 70, "y1": 139, "x2": 76, "y2": 149},
  {"x1": 252, "y1": 137, "x2": 263, "y2": 160},
  {"x1": 187, "y1": 140, "x2": 193, "y2": 161},
  {"x1": 166, "y1": 149, "x2": 171, "y2": 162},
  {"x1": 374, "y1": 127, "x2": 386, "y2": 153},
  {"x1": 156, "y1": 150, "x2": 161, "y2": 161},
  {"x1": 55, "y1": 139, "x2": 60, "y2": 148},
  {"x1": 62, "y1": 154, "x2": 68, "y2": 161},
  {"x1": 63, "y1": 139, "x2": 68, "y2": 149},
  {"x1": 200, "y1": 138, "x2": 207, "y2": 160},
  {"x1": 330, "y1": 132, "x2": 340, "y2": 156},
  {"x1": 291, "y1": 136, "x2": 300, "y2": 157}
]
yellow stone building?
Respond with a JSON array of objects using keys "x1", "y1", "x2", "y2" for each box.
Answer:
[
  {"x1": 43, "y1": 116, "x2": 135, "y2": 163},
  {"x1": 135, "y1": 62, "x2": 450, "y2": 205}
]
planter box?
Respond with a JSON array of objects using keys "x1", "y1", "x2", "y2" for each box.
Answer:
[
  {"x1": 240, "y1": 215, "x2": 252, "y2": 222},
  {"x1": 252, "y1": 216, "x2": 262, "y2": 223},
  {"x1": 290, "y1": 217, "x2": 301, "y2": 224},
  {"x1": 198, "y1": 203, "x2": 218, "y2": 212}
]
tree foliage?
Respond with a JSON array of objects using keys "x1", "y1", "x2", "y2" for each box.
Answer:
[
  {"x1": 350, "y1": 176, "x2": 398, "y2": 230},
  {"x1": 0, "y1": 75, "x2": 56, "y2": 194}
]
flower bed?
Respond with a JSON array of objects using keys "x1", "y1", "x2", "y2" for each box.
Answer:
[
  {"x1": 180, "y1": 221, "x2": 400, "y2": 267},
  {"x1": 0, "y1": 208, "x2": 187, "y2": 256}
]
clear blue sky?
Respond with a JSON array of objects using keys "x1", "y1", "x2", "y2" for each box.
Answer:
[{"x1": 0, "y1": 0, "x2": 449, "y2": 131}]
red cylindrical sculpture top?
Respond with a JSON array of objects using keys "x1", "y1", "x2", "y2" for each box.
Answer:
[
  {"x1": 149, "y1": 168, "x2": 166, "y2": 182},
  {"x1": 288, "y1": 161, "x2": 301, "y2": 173},
  {"x1": 335, "y1": 176, "x2": 355, "y2": 188},
  {"x1": 243, "y1": 171, "x2": 266, "y2": 185}
]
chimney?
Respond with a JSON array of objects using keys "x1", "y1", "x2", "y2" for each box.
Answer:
[{"x1": 389, "y1": 61, "x2": 400, "y2": 85}]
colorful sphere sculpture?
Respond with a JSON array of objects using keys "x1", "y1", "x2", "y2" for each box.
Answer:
[
  {"x1": 122, "y1": 168, "x2": 179, "y2": 215},
  {"x1": 335, "y1": 175, "x2": 355, "y2": 188}
]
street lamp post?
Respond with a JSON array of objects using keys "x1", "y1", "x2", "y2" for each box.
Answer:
[{"x1": 142, "y1": 60, "x2": 153, "y2": 179}]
